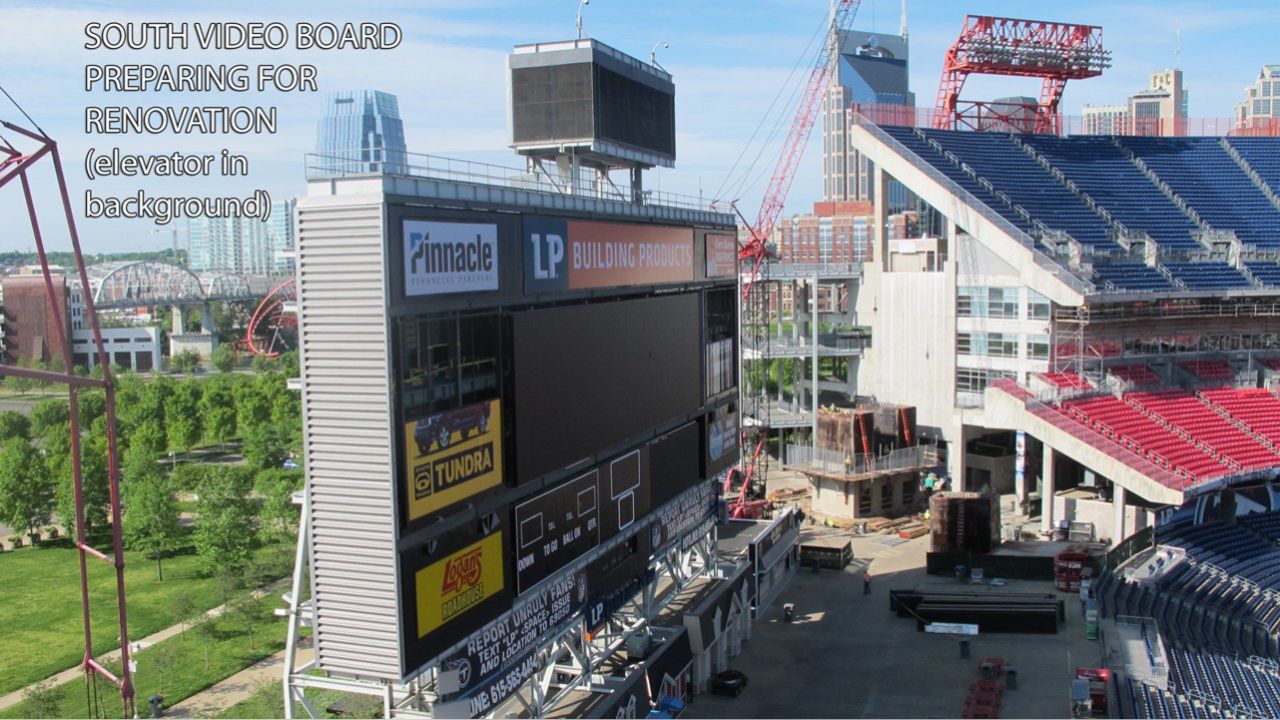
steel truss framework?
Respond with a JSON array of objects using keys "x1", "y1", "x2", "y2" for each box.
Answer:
[
  {"x1": 280, "y1": 500, "x2": 723, "y2": 719},
  {"x1": 90, "y1": 260, "x2": 255, "y2": 309},
  {"x1": 933, "y1": 15, "x2": 1111, "y2": 135},
  {"x1": 0, "y1": 120, "x2": 134, "y2": 714}
]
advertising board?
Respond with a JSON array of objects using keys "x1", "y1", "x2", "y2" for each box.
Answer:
[
  {"x1": 704, "y1": 233, "x2": 737, "y2": 279},
  {"x1": 403, "y1": 220, "x2": 499, "y2": 296},
  {"x1": 514, "y1": 470, "x2": 601, "y2": 595},
  {"x1": 704, "y1": 402, "x2": 739, "y2": 479},
  {"x1": 651, "y1": 479, "x2": 716, "y2": 555},
  {"x1": 400, "y1": 520, "x2": 512, "y2": 673},
  {"x1": 402, "y1": 400, "x2": 503, "y2": 523},
  {"x1": 523, "y1": 216, "x2": 694, "y2": 294},
  {"x1": 585, "y1": 529, "x2": 653, "y2": 634},
  {"x1": 438, "y1": 569, "x2": 587, "y2": 705},
  {"x1": 512, "y1": 293, "x2": 701, "y2": 484}
]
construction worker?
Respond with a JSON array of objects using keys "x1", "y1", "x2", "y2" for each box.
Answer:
[
  {"x1": 864, "y1": 570, "x2": 873, "y2": 595},
  {"x1": 844, "y1": 453, "x2": 853, "y2": 475}
]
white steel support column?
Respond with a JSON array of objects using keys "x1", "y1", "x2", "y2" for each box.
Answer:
[
  {"x1": 1041, "y1": 447, "x2": 1056, "y2": 537},
  {"x1": 875, "y1": 166, "x2": 889, "y2": 270},
  {"x1": 811, "y1": 274, "x2": 820, "y2": 455},
  {"x1": 1113, "y1": 485, "x2": 1127, "y2": 547}
]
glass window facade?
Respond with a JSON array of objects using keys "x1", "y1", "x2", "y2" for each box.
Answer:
[{"x1": 314, "y1": 90, "x2": 408, "y2": 175}]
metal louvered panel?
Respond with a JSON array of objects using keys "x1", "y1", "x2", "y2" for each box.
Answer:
[{"x1": 296, "y1": 194, "x2": 404, "y2": 680}]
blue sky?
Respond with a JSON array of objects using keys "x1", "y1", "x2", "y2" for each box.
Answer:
[{"x1": 0, "y1": 0, "x2": 1275, "y2": 254}]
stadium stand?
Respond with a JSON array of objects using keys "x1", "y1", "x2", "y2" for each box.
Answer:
[
  {"x1": 1020, "y1": 135, "x2": 1202, "y2": 250},
  {"x1": 917, "y1": 129, "x2": 1117, "y2": 249},
  {"x1": 1200, "y1": 388, "x2": 1280, "y2": 448},
  {"x1": 1118, "y1": 137, "x2": 1280, "y2": 249},
  {"x1": 1226, "y1": 137, "x2": 1280, "y2": 196},
  {"x1": 1244, "y1": 260, "x2": 1280, "y2": 287},
  {"x1": 1108, "y1": 364, "x2": 1162, "y2": 386},
  {"x1": 1093, "y1": 263, "x2": 1176, "y2": 292},
  {"x1": 1177, "y1": 361, "x2": 1234, "y2": 382},
  {"x1": 1163, "y1": 262, "x2": 1255, "y2": 291},
  {"x1": 1127, "y1": 391, "x2": 1279, "y2": 471},
  {"x1": 1037, "y1": 371, "x2": 1091, "y2": 390},
  {"x1": 1059, "y1": 394, "x2": 1225, "y2": 483}
]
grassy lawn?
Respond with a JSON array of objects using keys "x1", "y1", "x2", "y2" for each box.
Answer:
[
  {"x1": 0, "y1": 609, "x2": 287, "y2": 718},
  {"x1": 218, "y1": 678, "x2": 381, "y2": 719},
  {"x1": 0, "y1": 541, "x2": 290, "y2": 698}
]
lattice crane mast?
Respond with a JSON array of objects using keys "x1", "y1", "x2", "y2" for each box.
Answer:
[
  {"x1": 933, "y1": 15, "x2": 1111, "y2": 135},
  {"x1": 727, "y1": 0, "x2": 861, "y2": 519}
]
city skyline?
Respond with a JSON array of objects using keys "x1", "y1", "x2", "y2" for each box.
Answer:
[{"x1": 0, "y1": 0, "x2": 1275, "y2": 253}]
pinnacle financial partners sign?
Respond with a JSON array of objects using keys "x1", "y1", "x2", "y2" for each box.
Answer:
[
  {"x1": 404, "y1": 220, "x2": 499, "y2": 296},
  {"x1": 524, "y1": 216, "x2": 694, "y2": 293}
]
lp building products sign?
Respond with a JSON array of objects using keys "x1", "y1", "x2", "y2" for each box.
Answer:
[
  {"x1": 404, "y1": 220, "x2": 498, "y2": 296},
  {"x1": 524, "y1": 216, "x2": 694, "y2": 293},
  {"x1": 403, "y1": 400, "x2": 503, "y2": 522}
]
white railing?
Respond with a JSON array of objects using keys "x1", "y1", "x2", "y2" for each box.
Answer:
[{"x1": 784, "y1": 444, "x2": 934, "y2": 476}]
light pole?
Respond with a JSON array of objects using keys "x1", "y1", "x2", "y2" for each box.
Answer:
[
  {"x1": 151, "y1": 225, "x2": 180, "y2": 266},
  {"x1": 576, "y1": 0, "x2": 590, "y2": 40},
  {"x1": 650, "y1": 41, "x2": 669, "y2": 70}
]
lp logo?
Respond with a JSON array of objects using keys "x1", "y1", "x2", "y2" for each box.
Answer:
[{"x1": 530, "y1": 233, "x2": 564, "y2": 280}]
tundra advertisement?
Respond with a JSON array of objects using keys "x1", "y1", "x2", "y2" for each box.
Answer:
[
  {"x1": 404, "y1": 220, "x2": 499, "y2": 296},
  {"x1": 524, "y1": 216, "x2": 694, "y2": 293},
  {"x1": 403, "y1": 399, "x2": 503, "y2": 522}
]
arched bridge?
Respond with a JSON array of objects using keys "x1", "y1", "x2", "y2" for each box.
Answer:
[{"x1": 90, "y1": 261, "x2": 257, "y2": 309}]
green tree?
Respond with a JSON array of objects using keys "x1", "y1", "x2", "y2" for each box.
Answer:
[
  {"x1": 166, "y1": 381, "x2": 203, "y2": 457},
  {"x1": 78, "y1": 389, "x2": 107, "y2": 428},
  {"x1": 278, "y1": 350, "x2": 300, "y2": 379},
  {"x1": 242, "y1": 423, "x2": 287, "y2": 472},
  {"x1": 122, "y1": 450, "x2": 181, "y2": 581},
  {"x1": 191, "y1": 615, "x2": 217, "y2": 671},
  {"x1": 193, "y1": 465, "x2": 256, "y2": 575},
  {"x1": 148, "y1": 641, "x2": 186, "y2": 696},
  {"x1": 233, "y1": 374, "x2": 273, "y2": 429},
  {"x1": 0, "y1": 410, "x2": 31, "y2": 441},
  {"x1": 172, "y1": 593, "x2": 198, "y2": 638},
  {"x1": 131, "y1": 419, "x2": 168, "y2": 461},
  {"x1": 229, "y1": 594, "x2": 267, "y2": 650},
  {"x1": 171, "y1": 463, "x2": 208, "y2": 494},
  {"x1": 0, "y1": 441, "x2": 54, "y2": 543},
  {"x1": 28, "y1": 398, "x2": 69, "y2": 440},
  {"x1": 199, "y1": 376, "x2": 237, "y2": 446},
  {"x1": 52, "y1": 420, "x2": 111, "y2": 536},
  {"x1": 256, "y1": 468, "x2": 302, "y2": 540},
  {"x1": 211, "y1": 343, "x2": 235, "y2": 373},
  {"x1": 170, "y1": 348, "x2": 202, "y2": 375},
  {"x1": 20, "y1": 680, "x2": 63, "y2": 718}
]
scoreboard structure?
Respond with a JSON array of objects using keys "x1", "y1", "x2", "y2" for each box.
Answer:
[{"x1": 287, "y1": 154, "x2": 738, "y2": 717}]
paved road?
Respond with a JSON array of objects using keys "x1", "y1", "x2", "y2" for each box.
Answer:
[{"x1": 0, "y1": 581, "x2": 288, "y2": 713}]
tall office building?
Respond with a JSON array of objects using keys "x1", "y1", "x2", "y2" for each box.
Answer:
[
  {"x1": 187, "y1": 199, "x2": 295, "y2": 275},
  {"x1": 314, "y1": 90, "x2": 408, "y2": 175},
  {"x1": 822, "y1": 22, "x2": 914, "y2": 207},
  {"x1": 1235, "y1": 65, "x2": 1280, "y2": 129},
  {"x1": 1078, "y1": 70, "x2": 1188, "y2": 136}
]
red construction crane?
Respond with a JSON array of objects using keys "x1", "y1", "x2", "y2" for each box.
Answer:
[
  {"x1": 933, "y1": 15, "x2": 1111, "y2": 135},
  {"x1": 728, "y1": 0, "x2": 862, "y2": 519}
]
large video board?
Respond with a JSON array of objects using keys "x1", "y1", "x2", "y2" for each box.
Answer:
[{"x1": 511, "y1": 293, "x2": 701, "y2": 484}]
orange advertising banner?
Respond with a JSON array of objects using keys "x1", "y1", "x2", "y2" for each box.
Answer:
[{"x1": 565, "y1": 220, "x2": 694, "y2": 289}]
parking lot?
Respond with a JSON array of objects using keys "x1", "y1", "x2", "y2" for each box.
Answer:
[{"x1": 686, "y1": 530, "x2": 1105, "y2": 719}]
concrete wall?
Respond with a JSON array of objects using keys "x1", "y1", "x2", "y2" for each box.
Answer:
[
  {"x1": 1052, "y1": 494, "x2": 1155, "y2": 545},
  {"x1": 810, "y1": 473, "x2": 917, "y2": 519}
]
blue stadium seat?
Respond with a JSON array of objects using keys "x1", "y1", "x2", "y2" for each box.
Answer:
[
  {"x1": 1092, "y1": 263, "x2": 1174, "y2": 291},
  {"x1": 1245, "y1": 261, "x2": 1280, "y2": 287},
  {"x1": 1226, "y1": 137, "x2": 1280, "y2": 196},
  {"x1": 1022, "y1": 135, "x2": 1201, "y2": 251},
  {"x1": 918, "y1": 129, "x2": 1119, "y2": 249},
  {"x1": 1119, "y1": 137, "x2": 1280, "y2": 249},
  {"x1": 1163, "y1": 262, "x2": 1255, "y2": 291}
]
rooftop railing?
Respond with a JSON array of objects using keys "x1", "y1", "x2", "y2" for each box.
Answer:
[{"x1": 305, "y1": 149, "x2": 714, "y2": 214}]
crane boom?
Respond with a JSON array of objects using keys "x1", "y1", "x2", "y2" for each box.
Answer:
[{"x1": 742, "y1": 0, "x2": 861, "y2": 257}]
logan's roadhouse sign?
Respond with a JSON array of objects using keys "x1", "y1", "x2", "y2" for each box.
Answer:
[
  {"x1": 403, "y1": 400, "x2": 503, "y2": 522},
  {"x1": 524, "y1": 216, "x2": 694, "y2": 293}
]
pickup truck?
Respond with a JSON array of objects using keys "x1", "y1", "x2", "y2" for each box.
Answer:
[{"x1": 413, "y1": 402, "x2": 492, "y2": 454}]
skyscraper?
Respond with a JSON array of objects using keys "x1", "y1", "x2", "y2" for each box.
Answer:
[
  {"x1": 187, "y1": 199, "x2": 295, "y2": 275},
  {"x1": 1235, "y1": 65, "x2": 1280, "y2": 130},
  {"x1": 822, "y1": 23, "x2": 914, "y2": 207},
  {"x1": 1082, "y1": 70, "x2": 1188, "y2": 136},
  {"x1": 314, "y1": 90, "x2": 408, "y2": 175}
]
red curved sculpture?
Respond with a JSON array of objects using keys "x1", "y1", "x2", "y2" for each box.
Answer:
[{"x1": 244, "y1": 278, "x2": 296, "y2": 357}]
